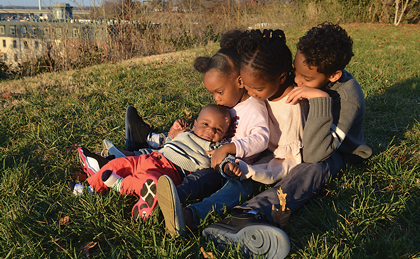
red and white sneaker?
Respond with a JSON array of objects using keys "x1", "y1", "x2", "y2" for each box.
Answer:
[
  {"x1": 132, "y1": 175, "x2": 159, "y2": 222},
  {"x1": 78, "y1": 147, "x2": 109, "y2": 177}
]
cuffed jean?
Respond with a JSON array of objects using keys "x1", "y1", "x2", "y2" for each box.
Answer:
[
  {"x1": 187, "y1": 178, "x2": 255, "y2": 228},
  {"x1": 234, "y1": 151, "x2": 345, "y2": 223}
]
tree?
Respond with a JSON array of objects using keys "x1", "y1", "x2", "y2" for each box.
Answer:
[{"x1": 393, "y1": 0, "x2": 412, "y2": 25}]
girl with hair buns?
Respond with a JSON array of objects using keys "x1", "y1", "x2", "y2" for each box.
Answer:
[{"x1": 158, "y1": 29, "x2": 308, "y2": 254}]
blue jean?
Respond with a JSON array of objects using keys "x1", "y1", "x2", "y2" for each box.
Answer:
[
  {"x1": 187, "y1": 178, "x2": 255, "y2": 228},
  {"x1": 234, "y1": 151, "x2": 345, "y2": 223},
  {"x1": 176, "y1": 168, "x2": 226, "y2": 204}
]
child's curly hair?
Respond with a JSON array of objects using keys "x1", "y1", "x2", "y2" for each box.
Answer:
[{"x1": 297, "y1": 22, "x2": 353, "y2": 76}]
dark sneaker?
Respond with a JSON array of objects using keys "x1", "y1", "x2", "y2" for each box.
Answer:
[
  {"x1": 125, "y1": 105, "x2": 153, "y2": 151},
  {"x1": 202, "y1": 214, "x2": 290, "y2": 259},
  {"x1": 156, "y1": 175, "x2": 186, "y2": 237},
  {"x1": 132, "y1": 175, "x2": 159, "y2": 222},
  {"x1": 78, "y1": 147, "x2": 109, "y2": 176}
]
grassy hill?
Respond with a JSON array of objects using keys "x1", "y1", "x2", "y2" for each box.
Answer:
[{"x1": 0, "y1": 23, "x2": 419, "y2": 258}]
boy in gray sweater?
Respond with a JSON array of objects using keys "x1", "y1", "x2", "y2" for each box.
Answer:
[{"x1": 202, "y1": 22, "x2": 372, "y2": 259}]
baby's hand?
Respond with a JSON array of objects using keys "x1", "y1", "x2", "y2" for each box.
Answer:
[
  {"x1": 208, "y1": 145, "x2": 231, "y2": 170},
  {"x1": 286, "y1": 87, "x2": 329, "y2": 104},
  {"x1": 168, "y1": 119, "x2": 190, "y2": 138},
  {"x1": 224, "y1": 161, "x2": 242, "y2": 177},
  {"x1": 173, "y1": 119, "x2": 190, "y2": 130}
]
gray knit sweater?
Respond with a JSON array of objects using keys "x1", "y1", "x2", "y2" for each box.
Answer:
[
  {"x1": 159, "y1": 131, "x2": 223, "y2": 172},
  {"x1": 302, "y1": 70, "x2": 372, "y2": 164}
]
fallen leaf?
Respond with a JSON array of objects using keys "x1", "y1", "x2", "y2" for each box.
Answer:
[
  {"x1": 200, "y1": 247, "x2": 215, "y2": 259},
  {"x1": 71, "y1": 172, "x2": 88, "y2": 181},
  {"x1": 185, "y1": 109, "x2": 192, "y2": 119},
  {"x1": 80, "y1": 241, "x2": 97, "y2": 257},
  {"x1": 271, "y1": 188, "x2": 291, "y2": 228},
  {"x1": 59, "y1": 216, "x2": 71, "y2": 225},
  {"x1": 56, "y1": 241, "x2": 67, "y2": 251},
  {"x1": 65, "y1": 143, "x2": 79, "y2": 152},
  {"x1": 1, "y1": 92, "x2": 13, "y2": 98}
]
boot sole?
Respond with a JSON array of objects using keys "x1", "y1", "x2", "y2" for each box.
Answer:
[
  {"x1": 132, "y1": 177, "x2": 159, "y2": 222},
  {"x1": 156, "y1": 175, "x2": 185, "y2": 237},
  {"x1": 203, "y1": 223, "x2": 290, "y2": 259}
]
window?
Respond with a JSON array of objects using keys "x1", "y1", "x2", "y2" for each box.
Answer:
[
  {"x1": 73, "y1": 28, "x2": 79, "y2": 38},
  {"x1": 3, "y1": 53, "x2": 6, "y2": 62},
  {"x1": 33, "y1": 26, "x2": 40, "y2": 37},
  {"x1": 21, "y1": 26, "x2": 27, "y2": 34},
  {"x1": 2, "y1": 40, "x2": 5, "y2": 48},
  {"x1": 35, "y1": 41, "x2": 39, "y2": 49},
  {"x1": 10, "y1": 25, "x2": 16, "y2": 36},
  {"x1": 56, "y1": 28, "x2": 62, "y2": 38},
  {"x1": 44, "y1": 28, "x2": 50, "y2": 36},
  {"x1": 24, "y1": 41, "x2": 28, "y2": 49},
  {"x1": 0, "y1": 25, "x2": 4, "y2": 35},
  {"x1": 13, "y1": 40, "x2": 17, "y2": 48},
  {"x1": 14, "y1": 53, "x2": 18, "y2": 62}
]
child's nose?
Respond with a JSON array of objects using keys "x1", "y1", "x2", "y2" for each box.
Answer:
[
  {"x1": 294, "y1": 75, "x2": 302, "y2": 87},
  {"x1": 208, "y1": 127, "x2": 217, "y2": 134}
]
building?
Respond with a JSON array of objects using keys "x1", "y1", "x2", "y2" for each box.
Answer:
[{"x1": 0, "y1": 3, "x2": 108, "y2": 68}]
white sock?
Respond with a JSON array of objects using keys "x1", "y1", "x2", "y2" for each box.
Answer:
[
  {"x1": 72, "y1": 183, "x2": 85, "y2": 196},
  {"x1": 147, "y1": 133, "x2": 160, "y2": 149},
  {"x1": 103, "y1": 172, "x2": 123, "y2": 192},
  {"x1": 72, "y1": 184, "x2": 93, "y2": 196}
]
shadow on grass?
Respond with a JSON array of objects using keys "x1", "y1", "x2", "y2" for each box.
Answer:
[{"x1": 287, "y1": 76, "x2": 420, "y2": 257}]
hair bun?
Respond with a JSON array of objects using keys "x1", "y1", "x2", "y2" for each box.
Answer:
[
  {"x1": 194, "y1": 56, "x2": 211, "y2": 73},
  {"x1": 220, "y1": 30, "x2": 243, "y2": 49}
]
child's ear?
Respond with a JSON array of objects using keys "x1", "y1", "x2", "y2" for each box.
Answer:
[
  {"x1": 278, "y1": 72, "x2": 288, "y2": 84},
  {"x1": 328, "y1": 70, "x2": 342, "y2": 83},
  {"x1": 192, "y1": 120, "x2": 197, "y2": 130},
  {"x1": 237, "y1": 76, "x2": 244, "y2": 88}
]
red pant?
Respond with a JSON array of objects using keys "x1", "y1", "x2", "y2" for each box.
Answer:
[{"x1": 87, "y1": 152, "x2": 183, "y2": 196}]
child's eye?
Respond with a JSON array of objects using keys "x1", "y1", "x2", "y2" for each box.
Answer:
[
  {"x1": 216, "y1": 128, "x2": 223, "y2": 132},
  {"x1": 203, "y1": 122, "x2": 208, "y2": 126}
]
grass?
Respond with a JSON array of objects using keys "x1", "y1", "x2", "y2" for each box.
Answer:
[{"x1": 0, "y1": 23, "x2": 420, "y2": 258}]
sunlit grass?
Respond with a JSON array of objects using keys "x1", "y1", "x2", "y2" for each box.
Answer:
[{"x1": 0, "y1": 23, "x2": 419, "y2": 258}]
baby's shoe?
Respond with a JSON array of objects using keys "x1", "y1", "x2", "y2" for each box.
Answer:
[
  {"x1": 131, "y1": 175, "x2": 159, "y2": 222},
  {"x1": 78, "y1": 147, "x2": 109, "y2": 176}
]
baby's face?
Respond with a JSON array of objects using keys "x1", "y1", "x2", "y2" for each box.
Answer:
[{"x1": 192, "y1": 108, "x2": 230, "y2": 143}]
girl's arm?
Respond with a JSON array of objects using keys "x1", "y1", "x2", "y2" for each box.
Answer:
[
  {"x1": 210, "y1": 99, "x2": 270, "y2": 169},
  {"x1": 230, "y1": 99, "x2": 270, "y2": 160}
]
